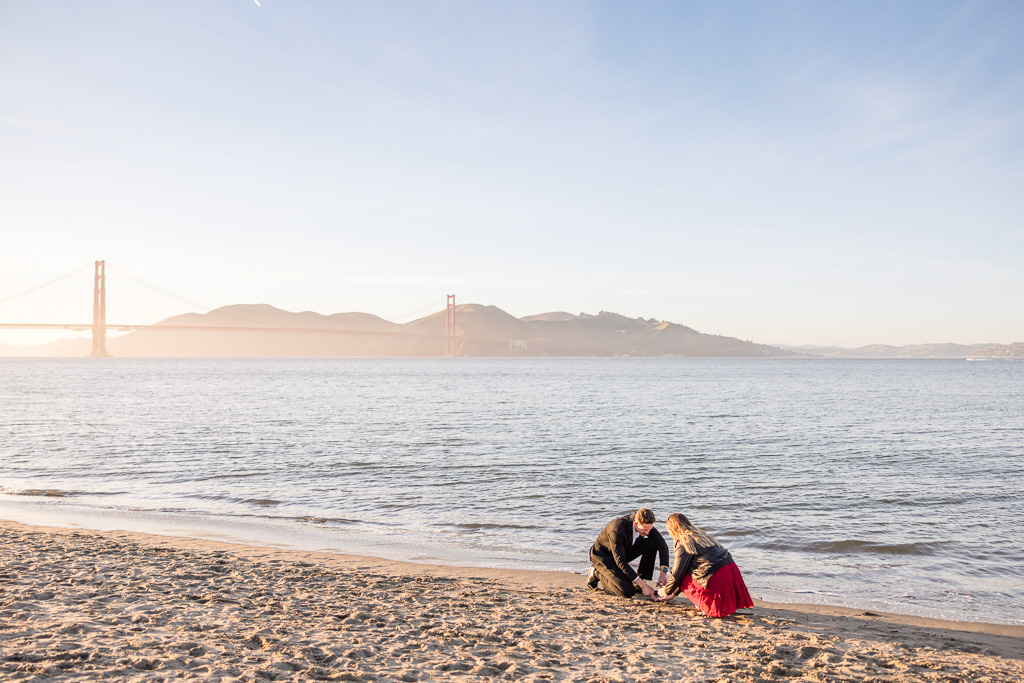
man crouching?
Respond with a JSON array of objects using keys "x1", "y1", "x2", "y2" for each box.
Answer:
[{"x1": 587, "y1": 508, "x2": 669, "y2": 598}]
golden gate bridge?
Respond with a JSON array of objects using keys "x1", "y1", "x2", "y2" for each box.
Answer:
[{"x1": 0, "y1": 261, "x2": 464, "y2": 357}]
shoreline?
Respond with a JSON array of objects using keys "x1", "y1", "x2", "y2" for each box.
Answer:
[
  {"x1": 2, "y1": 519, "x2": 1022, "y2": 681},
  {"x1": 1, "y1": 498, "x2": 1018, "y2": 628},
  {"x1": 2, "y1": 498, "x2": 1018, "y2": 628}
]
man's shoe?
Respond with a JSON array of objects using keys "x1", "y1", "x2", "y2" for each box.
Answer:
[{"x1": 586, "y1": 566, "x2": 599, "y2": 590}]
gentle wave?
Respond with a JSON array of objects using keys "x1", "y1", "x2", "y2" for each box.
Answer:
[
  {"x1": 755, "y1": 539, "x2": 947, "y2": 557},
  {"x1": 0, "y1": 487, "x2": 120, "y2": 498},
  {"x1": 432, "y1": 521, "x2": 545, "y2": 532}
]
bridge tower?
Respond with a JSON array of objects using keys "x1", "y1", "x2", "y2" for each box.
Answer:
[
  {"x1": 445, "y1": 294, "x2": 456, "y2": 357},
  {"x1": 89, "y1": 260, "x2": 110, "y2": 357}
]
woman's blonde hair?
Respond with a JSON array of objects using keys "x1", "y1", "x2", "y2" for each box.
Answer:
[{"x1": 665, "y1": 513, "x2": 720, "y2": 554}]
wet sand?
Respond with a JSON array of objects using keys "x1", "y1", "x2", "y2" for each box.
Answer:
[{"x1": 1, "y1": 519, "x2": 1021, "y2": 682}]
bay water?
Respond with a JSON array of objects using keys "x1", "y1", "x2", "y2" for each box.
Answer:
[{"x1": 1, "y1": 357, "x2": 1021, "y2": 625}]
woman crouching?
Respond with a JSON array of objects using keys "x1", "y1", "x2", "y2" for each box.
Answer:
[{"x1": 655, "y1": 513, "x2": 754, "y2": 617}]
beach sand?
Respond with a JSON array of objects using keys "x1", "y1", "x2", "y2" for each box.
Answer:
[{"x1": 1, "y1": 520, "x2": 1021, "y2": 682}]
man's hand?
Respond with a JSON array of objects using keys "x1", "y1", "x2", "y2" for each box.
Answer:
[
  {"x1": 637, "y1": 579, "x2": 656, "y2": 598},
  {"x1": 656, "y1": 566, "x2": 669, "y2": 587}
]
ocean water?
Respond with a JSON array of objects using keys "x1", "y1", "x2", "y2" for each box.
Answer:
[{"x1": 1, "y1": 357, "x2": 1022, "y2": 625}]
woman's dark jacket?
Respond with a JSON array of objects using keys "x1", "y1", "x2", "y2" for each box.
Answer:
[{"x1": 663, "y1": 537, "x2": 735, "y2": 594}]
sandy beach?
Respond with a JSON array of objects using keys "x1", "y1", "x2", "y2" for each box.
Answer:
[{"x1": 1, "y1": 520, "x2": 1021, "y2": 682}]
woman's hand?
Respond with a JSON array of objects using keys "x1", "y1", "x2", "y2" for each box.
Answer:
[{"x1": 653, "y1": 587, "x2": 674, "y2": 602}]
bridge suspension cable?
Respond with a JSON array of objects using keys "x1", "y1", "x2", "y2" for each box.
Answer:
[
  {"x1": 387, "y1": 297, "x2": 448, "y2": 325},
  {"x1": 0, "y1": 264, "x2": 92, "y2": 307},
  {"x1": 104, "y1": 263, "x2": 281, "y2": 328},
  {"x1": 105, "y1": 263, "x2": 215, "y2": 315}
]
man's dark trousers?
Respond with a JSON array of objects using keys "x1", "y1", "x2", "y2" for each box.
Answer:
[{"x1": 590, "y1": 535, "x2": 662, "y2": 598}]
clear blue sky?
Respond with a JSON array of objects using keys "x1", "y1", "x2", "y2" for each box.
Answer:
[{"x1": 2, "y1": 1, "x2": 1022, "y2": 347}]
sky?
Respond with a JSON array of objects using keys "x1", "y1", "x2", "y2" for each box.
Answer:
[{"x1": 2, "y1": 1, "x2": 1023, "y2": 348}]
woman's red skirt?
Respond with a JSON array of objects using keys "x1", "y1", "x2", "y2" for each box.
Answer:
[{"x1": 681, "y1": 562, "x2": 753, "y2": 617}]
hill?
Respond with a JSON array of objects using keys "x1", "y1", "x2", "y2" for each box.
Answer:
[
  {"x1": 784, "y1": 342, "x2": 1024, "y2": 359},
  {"x1": 0, "y1": 337, "x2": 92, "y2": 357},
  {"x1": 514, "y1": 311, "x2": 787, "y2": 357},
  {"x1": 107, "y1": 304, "x2": 402, "y2": 357}
]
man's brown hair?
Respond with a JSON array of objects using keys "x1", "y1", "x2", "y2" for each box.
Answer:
[{"x1": 634, "y1": 508, "x2": 656, "y2": 524}]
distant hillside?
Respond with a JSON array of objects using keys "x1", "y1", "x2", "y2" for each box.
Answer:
[
  {"x1": 107, "y1": 304, "x2": 404, "y2": 357},
  {"x1": 1, "y1": 303, "x2": 795, "y2": 358},
  {"x1": 785, "y1": 342, "x2": 1024, "y2": 359},
  {"x1": 512, "y1": 311, "x2": 789, "y2": 357},
  {"x1": 0, "y1": 337, "x2": 91, "y2": 357},
  {"x1": 963, "y1": 341, "x2": 1024, "y2": 359}
]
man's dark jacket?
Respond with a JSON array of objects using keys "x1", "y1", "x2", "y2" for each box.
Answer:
[{"x1": 590, "y1": 514, "x2": 670, "y2": 582}]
